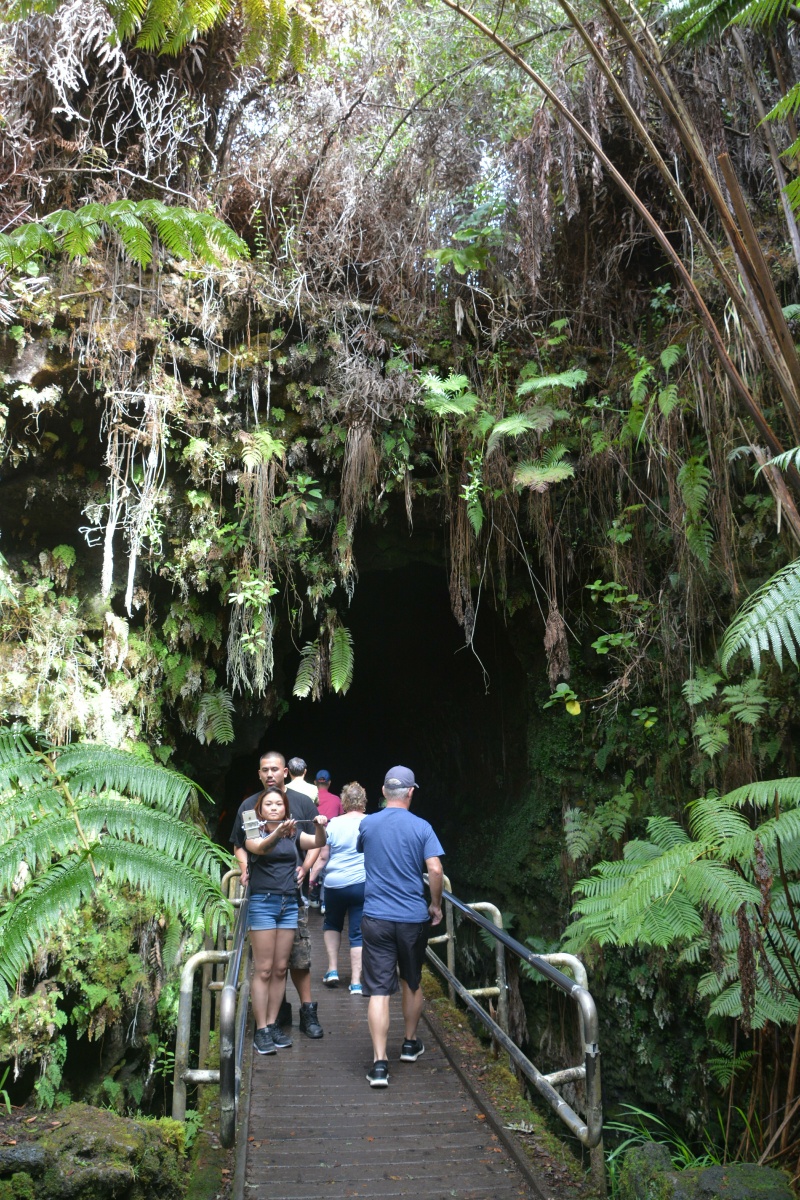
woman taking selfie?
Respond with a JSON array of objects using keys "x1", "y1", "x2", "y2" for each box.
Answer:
[{"x1": 232, "y1": 784, "x2": 327, "y2": 1056}]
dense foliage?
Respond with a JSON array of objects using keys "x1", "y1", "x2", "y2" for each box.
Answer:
[{"x1": 5, "y1": 0, "x2": 800, "y2": 1180}]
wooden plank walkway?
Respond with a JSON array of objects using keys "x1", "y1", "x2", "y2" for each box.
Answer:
[{"x1": 239, "y1": 905, "x2": 543, "y2": 1200}]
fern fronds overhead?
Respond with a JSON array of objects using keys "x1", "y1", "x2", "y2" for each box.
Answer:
[
  {"x1": 665, "y1": 0, "x2": 792, "y2": 42},
  {"x1": 720, "y1": 556, "x2": 800, "y2": 672},
  {"x1": 54, "y1": 743, "x2": 208, "y2": 814},
  {"x1": 0, "y1": 201, "x2": 248, "y2": 280},
  {"x1": 10, "y1": 0, "x2": 322, "y2": 66},
  {"x1": 0, "y1": 729, "x2": 231, "y2": 998}
]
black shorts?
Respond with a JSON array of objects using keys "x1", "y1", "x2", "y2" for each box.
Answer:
[{"x1": 361, "y1": 915, "x2": 430, "y2": 997}]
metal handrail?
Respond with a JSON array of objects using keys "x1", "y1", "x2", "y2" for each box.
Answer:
[
  {"x1": 172, "y1": 874, "x2": 251, "y2": 1149},
  {"x1": 219, "y1": 886, "x2": 251, "y2": 1147},
  {"x1": 425, "y1": 886, "x2": 603, "y2": 1150}
]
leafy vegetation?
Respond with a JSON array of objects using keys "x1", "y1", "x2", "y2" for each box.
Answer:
[
  {"x1": 5, "y1": 0, "x2": 800, "y2": 1176},
  {"x1": 0, "y1": 729, "x2": 229, "y2": 998}
]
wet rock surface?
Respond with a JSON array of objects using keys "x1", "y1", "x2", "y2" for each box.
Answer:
[
  {"x1": 0, "y1": 1104, "x2": 186, "y2": 1200},
  {"x1": 618, "y1": 1143, "x2": 794, "y2": 1200}
]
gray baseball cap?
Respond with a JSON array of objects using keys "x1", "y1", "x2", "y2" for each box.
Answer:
[{"x1": 384, "y1": 766, "x2": 419, "y2": 789}]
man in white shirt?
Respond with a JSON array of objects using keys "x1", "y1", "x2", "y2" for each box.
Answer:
[{"x1": 287, "y1": 757, "x2": 319, "y2": 803}]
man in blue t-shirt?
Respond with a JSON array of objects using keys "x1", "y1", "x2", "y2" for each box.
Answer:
[{"x1": 356, "y1": 765, "x2": 444, "y2": 1088}]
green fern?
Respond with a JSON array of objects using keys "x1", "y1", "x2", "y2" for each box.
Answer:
[
  {"x1": 565, "y1": 775, "x2": 800, "y2": 1030},
  {"x1": 514, "y1": 445, "x2": 575, "y2": 493},
  {"x1": 721, "y1": 557, "x2": 800, "y2": 672},
  {"x1": 692, "y1": 713, "x2": 730, "y2": 757},
  {"x1": 0, "y1": 730, "x2": 230, "y2": 998},
  {"x1": 721, "y1": 678, "x2": 768, "y2": 726},
  {"x1": 485, "y1": 409, "x2": 564, "y2": 456},
  {"x1": 329, "y1": 624, "x2": 354, "y2": 695},
  {"x1": 0, "y1": 201, "x2": 248, "y2": 279},
  {"x1": 10, "y1": 0, "x2": 321, "y2": 66},
  {"x1": 516, "y1": 367, "x2": 587, "y2": 397},
  {"x1": 293, "y1": 639, "x2": 322, "y2": 699},
  {"x1": 195, "y1": 689, "x2": 235, "y2": 745},
  {"x1": 682, "y1": 668, "x2": 722, "y2": 705},
  {"x1": 420, "y1": 373, "x2": 480, "y2": 418}
]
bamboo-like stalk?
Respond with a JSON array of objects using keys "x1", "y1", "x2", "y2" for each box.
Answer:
[
  {"x1": 718, "y1": 154, "x2": 800, "y2": 441},
  {"x1": 778, "y1": 1009, "x2": 800, "y2": 1155},
  {"x1": 438, "y1": 0, "x2": 800, "y2": 544},
  {"x1": 596, "y1": 0, "x2": 800, "y2": 427},
  {"x1": 730, "y1": 28, "x2": 800, "y2": 282}
]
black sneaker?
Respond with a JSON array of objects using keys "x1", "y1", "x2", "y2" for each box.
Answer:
[
  {"x1": 253, "y1": 1026, "x2": 276, "y2": 1055},
  {"x1": 400, "y1": 1038, "x2": 425, "y2": 1062},
  {"x1": 299, "y1": 1001, "x2": 324, "y2": 1039},
  {"x1": 277, "y1": 999, "x2": 292, "y2": 1027},
  {"x1": 367, "y1": 1060, "x2": 390, "y2": 1087},
  {"x1": 267, "y1": 1023, "x2": 293, "y2": 1049}
]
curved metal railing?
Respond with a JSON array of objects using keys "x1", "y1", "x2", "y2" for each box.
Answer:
[
  {"x1": 425, "y1": 880, "x2": 603, "y2": 1150},
  {"x1": 172, "y1": 869, "x2": 251, "y2": 1148},
  {"x1": 172, "y1": 865, "x2": 602, "y2": 1159}
]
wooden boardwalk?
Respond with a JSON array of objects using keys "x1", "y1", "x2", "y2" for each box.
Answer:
[{"x1": 238, "y1": 905, "x2": 544, "y2": 1200}]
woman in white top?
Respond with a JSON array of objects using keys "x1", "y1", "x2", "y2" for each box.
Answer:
[{"x1": 311, "y1": 781, "x2": 367, "y2": 994}]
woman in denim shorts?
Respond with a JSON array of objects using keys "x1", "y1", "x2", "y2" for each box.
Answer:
[
  {"x1": 313, "y1": 782, "x2": 368, "y2": 994},
  {"x1": 234, "y1": 785, "x2": 327, "y2": 1055}
]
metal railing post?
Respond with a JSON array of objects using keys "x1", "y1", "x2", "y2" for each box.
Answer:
[
  {"x1": 468, "y1": 902, "x2": 508, "y2": 1035},
  {"x1": 198, "y1": 935, "x2": 214, "y2": 1073},
  {"x1": 425, "y1": 889, "x2": 604, "y2": 1151},
  {"x1": 219, "y1": 893, "x2": 250, "y2": 1148},
  {"x1": 173, "y1": 949, "x2": 231, "y2": 1121}
]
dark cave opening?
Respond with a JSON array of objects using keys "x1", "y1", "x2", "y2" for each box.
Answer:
[{"x1": 222, "y1": 559, "x2": 530, "y2": 864}]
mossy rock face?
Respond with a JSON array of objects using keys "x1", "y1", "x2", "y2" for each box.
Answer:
[
  {"x1": 683, "y1": 1163, "x2": 794, "y2": 1199},
  {"x1": 0, "y1": 1172, "x2": 37, "y2": 1200},
  {"x1": 32, "y1": 1104, "x2": 186, "y2": 1200},
  {"x1": 618, "y1": 1143, "x2": 676, "y2": 1200},
  {"x1": 618, "y1": 1146, "x2": 794, "y2": 1200}
]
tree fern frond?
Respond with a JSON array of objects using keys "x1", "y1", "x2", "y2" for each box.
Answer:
[
  {"x1": 0, "y1": 731, "x2": 231, "y2": 990},
  {"x1": 0, "y1": 854, "x2": 96, "y2": 994},
  {"x1": 757, "y1": 443, "x2": 800, "y2": 476},
  {"x1": 2, "y1": 202, "x2": 248, "y2": 280},
  {"x1": 645, "y1": 815, "x2": 692, "y2": 849},
  {"x1": 513, "y1": 444, "x2": 575, "y2": 493},
  {"x1": 0, "y1": 728, "x2": 37, "y2": 764},
  {"x1": 80, "y1": 803, "x2": 228, "y2": 874},
  {"x1": 91, "y1": 841, "x2": 228, "y2": 930},
  {"x1": 687, "y1": 796, "x2": 753, "y2": 844},
  {"x1": 54, "y1": 744, "x2": 206, "y2": 814},
  {"x1": 420, "y1": 371, "x2": 480, "y2": 417},
  {"x1": 0, "y1": 816, "x2": 85, "y2": 893},
  {"x1": 729, "y1": 0, "x2": 793, "y2": 26},
  {"x1": 667, "y1": 0, "x2": 749, "y2": 42},
  {"x1": 721, "y1": 558, "x2": 800, "y2": 673}
]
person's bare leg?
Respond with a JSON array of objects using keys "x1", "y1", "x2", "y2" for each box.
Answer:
[
  {"x1": 290, "y1": 967, "x2": 312, "y2": 1004},
  {"x1": 401, "y1": 980, "x2": 424, "y2": 1040},
  {"x1": 368, "y1": 995, "x2": 391, "y2": 1061},
  {"x1": 249, "y1": 930, "x2": 277, "y2": 1028},
  {"x1": 266, "y1": 930, "x2": 296, "y2": 1024},
  {"x1": 323, "y1": 930, "x2": 341, "y2": 974},
  {"x1": 350, "y1": 946, "x2": 362, "y2": 986}
]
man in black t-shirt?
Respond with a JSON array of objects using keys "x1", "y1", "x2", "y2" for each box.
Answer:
[{"x1": 231, "y1": 750, "x2": 324, "y2": 1038}]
